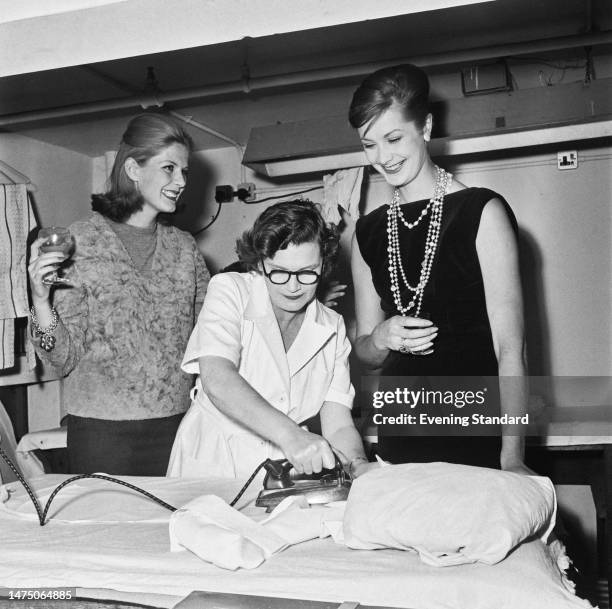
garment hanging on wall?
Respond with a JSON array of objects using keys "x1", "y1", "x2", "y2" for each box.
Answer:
[
  {"x1": 321, "y1": 167, "x2": 364, "y2": 224},
  {"x1": 0, "y1": 183, "x2": 37, "y2": 369}
]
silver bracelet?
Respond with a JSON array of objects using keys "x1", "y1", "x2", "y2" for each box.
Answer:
[{"x1": 30, "y1": 306, "x2": 59, "y2": 352}]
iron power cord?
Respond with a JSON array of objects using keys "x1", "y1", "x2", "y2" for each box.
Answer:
[
  {"x1": 0, "y1": 445, "x2": 177, "y2": 525},
  {"x1": 0, "y1": 445, "x2": 266, "y2": 525},
  {"x1": 229, "y1": 459, "x2": 271, "y2": 507},
  {"x1": 192, "y1": 201, "x2": 222, "y2": 235}
]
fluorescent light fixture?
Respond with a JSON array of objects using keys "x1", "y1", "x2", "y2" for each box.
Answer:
[{"x1": 245, "y1": 119, "x2": 612, "y2": 177}]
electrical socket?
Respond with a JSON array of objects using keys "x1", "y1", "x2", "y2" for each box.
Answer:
[
  {"x1": 237, "y1": 182, "x2": 256, "y2": 202},
  {"x1": 557, "y1": 151, "x2": 578, "y2": 170}
]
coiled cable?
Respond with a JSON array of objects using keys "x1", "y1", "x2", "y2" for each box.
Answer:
[{"x1": 0, "y1": 445, "x2": 265, "y2": 525}]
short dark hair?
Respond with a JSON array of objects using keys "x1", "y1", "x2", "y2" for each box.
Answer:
[
  {"x1": 91, "y1": 113, "x2": 193, "y2": 222},
  {"x1": 348, "y1": 63, "x2": 430, "y2": 130},
  {"x1": 236, "y1": 200, "x2": 339, "y2": 279}
]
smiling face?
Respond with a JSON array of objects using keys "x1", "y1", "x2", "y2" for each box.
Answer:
[
  {"x1": 358, "y1": 103, "x2": 432, "y2": 189},
  {"x1": 125, "y1": 142, "x2": 189, "y2": 221},
  {"x1": 260, "y1": 241, "x2": 322, "y2": 320}
]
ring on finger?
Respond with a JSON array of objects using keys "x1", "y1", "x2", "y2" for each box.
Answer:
[{"x1": 399, "y1": 339, "x2": 412, "y2": 355}]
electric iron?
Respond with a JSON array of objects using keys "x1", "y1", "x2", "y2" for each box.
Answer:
[{"x1": 255, "y1": 454, "x2": 351, "y2": 512}]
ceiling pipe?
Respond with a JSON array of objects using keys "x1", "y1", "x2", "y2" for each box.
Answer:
[
  {"x1": 167, "y1": 111, "x2": 244, "y2": 157},
  {"x1": 168, "y1": 110, "x2": 246, "y2": 182},
  {"x1": 83, "y1": 66, "x2": 248, "y2": 181},
  {"x1": 1, "y1": 30, "x2": 610, "y2": 128},
  {"x1": 78, "y1": 66, "x2": 246, "y2": 179}
]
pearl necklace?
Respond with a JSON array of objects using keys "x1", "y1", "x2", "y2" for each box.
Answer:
[{"x1": 386, "y1": 166, "x2": 452, "y2": 317}]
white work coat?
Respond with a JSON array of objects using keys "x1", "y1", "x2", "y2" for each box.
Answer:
[{"x1": 167, "y1": 271, "x2": 354, "y2": 480}]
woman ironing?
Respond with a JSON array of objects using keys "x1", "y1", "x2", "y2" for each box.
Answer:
[{"x1": 168, "y1": 200, "x2": 372, "y2": 480}]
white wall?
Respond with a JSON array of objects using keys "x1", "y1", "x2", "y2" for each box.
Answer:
[
  {"x1": 454, "y1": 146, "x2": 611, "y2": 379},
  {"x1": 0, "y1": 133, "x2": 93, "y2": 226},
  {"x1": 456, "y1": 147, "x2": 611, "y2": 423}
]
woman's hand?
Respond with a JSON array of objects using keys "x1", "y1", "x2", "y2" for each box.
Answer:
[
  {"x1": 278, "y1": 427, "x2": 336, "y2": 475},
  {"x1": 27, "y1": 237, "x2": 65, "y2": 303},
  {"x1": 371, "y1": 315, "x2": 437, "y2": 355},
  {"x1": 321, "y1": 281, "x2": 347, "y2": 308},
  {"x1": 350, "y1": 460, "x2": 380, "y2": 478}
]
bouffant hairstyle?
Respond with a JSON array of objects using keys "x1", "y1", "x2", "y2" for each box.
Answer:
[
  {"x1": 91, "y1": 113, "x2": 193, "y2": 222},
  {"x1": 348, "y1": 63, "x2": 430, "y2": 130},
  {"x1": 235, "y1": 200, "x2": 339, "y2": 280}
]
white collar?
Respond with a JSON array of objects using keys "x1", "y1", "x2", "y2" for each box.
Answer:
[{"x1": 243, "y1": 273, "x2": 336, "y2": 384}]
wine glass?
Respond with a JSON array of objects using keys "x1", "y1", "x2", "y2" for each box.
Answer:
[{"x1": 38, "y1": 227, "x2": 75, "y2": 286}]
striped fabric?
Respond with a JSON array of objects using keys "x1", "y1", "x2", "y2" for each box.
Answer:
[{"x1": 0, "y1": 183, "x2": 36, "y2": 369}]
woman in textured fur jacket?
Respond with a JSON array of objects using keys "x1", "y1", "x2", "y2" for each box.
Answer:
[{"x1": 28, "y1": 113, "x2": 210, "y2": 476}]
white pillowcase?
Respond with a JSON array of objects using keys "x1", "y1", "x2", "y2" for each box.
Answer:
[{"x1": 343, "y1": 462, "x2": 556, "y2": 567}]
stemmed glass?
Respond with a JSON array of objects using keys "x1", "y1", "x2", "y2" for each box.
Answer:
[{"x1": 38, "y1": 227, "x2": 75, "y2": 286}]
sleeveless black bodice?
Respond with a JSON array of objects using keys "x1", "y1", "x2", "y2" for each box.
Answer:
[{"x1": 355, "y1": 187, "x2": 518, "y2": 467}]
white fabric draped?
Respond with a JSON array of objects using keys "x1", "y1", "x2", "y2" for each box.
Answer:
[{"x1": 321, "y1": 167, "x2": 364, "y2": 223}]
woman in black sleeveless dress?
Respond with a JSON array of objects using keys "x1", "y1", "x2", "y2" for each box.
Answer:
[{"x1": 349, "y1": 64, "x2": 531, "y2": 473}]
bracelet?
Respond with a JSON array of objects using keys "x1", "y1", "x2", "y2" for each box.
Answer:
[
  {"x1": 348, "y1": 456, "x2": 369, "y2": 478},
  {"x1": 30, "y1": 306, "x2": 59, "y2": 352}
]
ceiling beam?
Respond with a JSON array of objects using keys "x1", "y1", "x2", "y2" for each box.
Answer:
[
  {"x1": 1, "y1": 30, "x2": 610, "y2": 128},
  {"x1": 0, "y1": 0, "x2": 491, "y2": 77}
]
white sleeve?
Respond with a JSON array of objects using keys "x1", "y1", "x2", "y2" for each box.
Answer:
[
  {"x1": 324, "y1": 316, "x2": 355, "y2": 409},
  {"x1": 181, "y1": 273, "x2": 243, "y2": 374}
]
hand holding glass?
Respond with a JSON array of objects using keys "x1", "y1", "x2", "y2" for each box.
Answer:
[{"x1": 38, "y1": 227, "x2": 75, "y2": 286}]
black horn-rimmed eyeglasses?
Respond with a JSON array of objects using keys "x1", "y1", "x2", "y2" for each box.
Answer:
[{"x1": 261, "y1": 261, "x2": 321, "y2": 285}]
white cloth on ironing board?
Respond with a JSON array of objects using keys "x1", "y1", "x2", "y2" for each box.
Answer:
[
  {"x1": 343, "y1": 462, "x2": 557, "y2": 567},
  {"x1": 0, "y1": 475, "x2": 592, "y2": 609},
  {"x1": 169, "y1": 494, "x2": 345, "y2": 570}
]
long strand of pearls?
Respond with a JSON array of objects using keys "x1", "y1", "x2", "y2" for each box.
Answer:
[{"x1": 386, "y1": 165, "x2": 452, "y2": 317}]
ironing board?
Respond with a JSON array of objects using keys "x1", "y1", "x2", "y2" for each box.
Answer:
[{"x1": 0, "y1": 474, "x2": 592, "y2": 609}]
